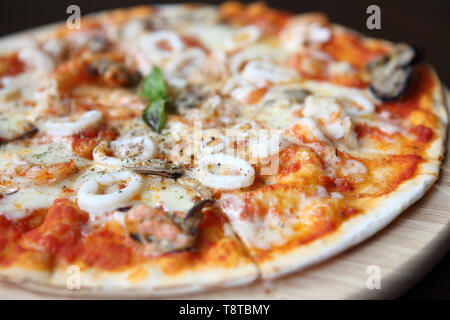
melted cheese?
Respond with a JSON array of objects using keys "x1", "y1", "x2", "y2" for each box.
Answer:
[
  {"x1": 141, "y1": 177, "x2": 198, "y2": 212},
  {"x1": 220, "y1": 192, "x2": 341, "y2": 250},
  {"x1": 220, "y1": 193, "x2": 296, "y2": 249},
  {"x1": 0, "y1": 183, "x2": 65, "y2": 219},
  {"x1": 6, "y1": 140, "x2": 89, "y2": 168},
  {"x1": 186, "y1": 25, "x2": 235, "y2": 51},
  {"x1": 254, "y1": 102, "x2": 301, "y2": 129},
  {"x1": 340, "y1": 159, "x2": 367, "y2": 177},
  {"x1": 0, "y1": 112, "x2": 33, "y2": 141},
  {"x1": 0, "y1": 140, "x2": 90, "y2": 218}
]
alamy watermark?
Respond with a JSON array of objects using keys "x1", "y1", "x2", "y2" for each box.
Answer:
[
  {"x1": 366, "y1": 265, "x2": 381, "y2": 290},
  {"x1": 366, "y1": 5, "x2": 381, "y2": 30},
  {"x1": 66, "y1": 5, "x2": 81, "y2": 30},
  {"x1": 66, "y1": 265, "x2": 81, "y2": 290}
]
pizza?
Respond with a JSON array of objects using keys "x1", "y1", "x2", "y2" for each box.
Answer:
[{"x1": 0, "y1": 2, "x2": 447, "y2": 297}]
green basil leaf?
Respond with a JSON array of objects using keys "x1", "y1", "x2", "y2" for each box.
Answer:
[
  {"x1": 140, "y1": 66, "x2": 168, "y2": 101},
  {"x1": 142, "y1": 98, "x2": 167, "y2": 133}
]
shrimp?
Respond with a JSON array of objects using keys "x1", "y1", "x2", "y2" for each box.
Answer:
[
  {"x1": 126, "y1": 204, "x2": 189, "y2": 254},
  {"x1": 280, "y1": 13, "x2": 331, "y2": 52},
  {"x1": 15, "y1": 160, "x2": 78, "y2": 185},
  {"x1": 125, "y1": 200, "x2": 211, "y2": 254}
]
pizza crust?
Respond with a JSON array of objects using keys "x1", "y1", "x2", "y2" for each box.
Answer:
[
  {"x1": 1, "y1": 261, "x2": 259, "y2": 298},
  {"x1": 423, "y1": 67, "x2": 448, "y2": 160}
]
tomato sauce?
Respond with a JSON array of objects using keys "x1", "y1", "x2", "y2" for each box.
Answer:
[
  {"x1": 296, "y1": 221, "x2": 337, "y2": 246},
  {"x1": 376, "y1": 65, "x2": 435, "y2": 118},
  {"x1": 392, "y1": 155, "x2": 422, "y2": 185},
  {"x1": 356, "y1": 120, "x2": 434, "y2": 145},
  {"x1": 19, "y1": 199, "x2": 89, "y2": 260},
  {"x1": 238, "y1": 192, "x2": 264, "y2": 220},
  {"x1": 220, "y1": 2, "x2": 291, "y2": 35},
  {"x1": 243, "y1": 87, "x2": 268, "y2": 104},
  {"x1": 330, "y1": 73, "x2": 367, "y2": 88},
  {"x1": 286, "y1": 53, "x2": 367, "y2": 88},
  {"x1": 80, "y1": 227, "x2": 134, "y2": 270},
  {"x1": 182, "y1": 36, "x2": 210, "y2": 53},
  {"x1": 410, "y1": 125, "x2": 434, "y2": 143},
  {"x1": 0, "y1": 210, "x2": 46, "y2": 265},
  {"x1": 71, "y1": 125, "x2": 117, "y2": 159},
  {"x1": 322, "y1": 32, "x2": 387, "y2": 69},
  {"x1": 0, "y1": 53, "x2": 25, "y2": 78},
  {"x1": 355, "y1": 123, "x2": 392, "y2": 141}
]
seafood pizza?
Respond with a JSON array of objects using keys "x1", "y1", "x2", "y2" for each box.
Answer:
[{"x1": 0, "y1": 2, "x2": 446, "y2": 296}]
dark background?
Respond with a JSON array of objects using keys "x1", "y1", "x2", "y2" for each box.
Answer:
[{"x1": 0, "y1": 0, "x2": 449, "y2": 299}]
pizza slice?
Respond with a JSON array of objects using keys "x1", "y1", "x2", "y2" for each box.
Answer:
[
  {"x1": 0, "y1": 160, "x2": 258, "y2": 296},
  {"x1": 220, "y1": 2, "x2": 447, "y2": 161},
  {"x1": 218, "y1": 144, "x2": 439, "y2": 277}
]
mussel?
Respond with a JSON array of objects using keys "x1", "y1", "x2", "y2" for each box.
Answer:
[
  {"x1": 126, "y1": 199, "x2": 214, "y2": 253},
  {"x1": 124, "y1": 158, "x2": 214, "y2": 253},
  {"x1": 86, "y1": 58, "x2": 142, "y2": 87},
  {"x1": 124, "y1": 159, "x2": 184, "y2": 179},
  {"x1": 282, "y1": 88, "x2": 312, "y2": 103},
  {"x1": 86, "y1": 35, "x2": 110, "y2": 53},
  {"x1": 181, "y1": 199, "x2": 214, "y2": 236},
  {"x1": 367, "y1": 44, "x2": 422, "y2": 102},
  {"x1": 174, "y1": 84, "x2": 212, "y2": 110}
]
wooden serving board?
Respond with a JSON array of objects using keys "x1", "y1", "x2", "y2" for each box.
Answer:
[{"x1": 0, "y1": 27, "x2": 448, "y2": 300}]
